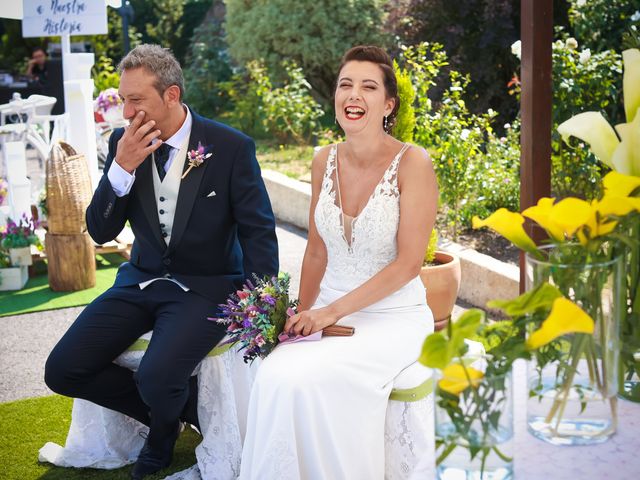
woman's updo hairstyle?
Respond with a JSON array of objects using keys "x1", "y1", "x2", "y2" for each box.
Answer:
[{"x1": 336, "y1": 45, "x2": 400, "y2": 133}]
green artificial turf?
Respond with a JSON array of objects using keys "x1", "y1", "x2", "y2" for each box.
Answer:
[
  {"x1": 0, "y1": 254, "x2": 125, "y2": 317},
  {"x1": 0, "y1": 395, "x2": 200, "y2": 479}
]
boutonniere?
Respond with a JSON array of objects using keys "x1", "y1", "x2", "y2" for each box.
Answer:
[{"x1": 182, "y1": 142, "x2": 213, "y2": 180}]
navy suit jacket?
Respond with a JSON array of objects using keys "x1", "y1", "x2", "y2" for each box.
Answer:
[{"x1": 86, "y1": 109, "x2": 279, "y2": 305}]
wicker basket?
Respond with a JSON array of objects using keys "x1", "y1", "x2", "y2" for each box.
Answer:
[{"x1": 46, "y1": 141, "x2": 93, "y2": 234}]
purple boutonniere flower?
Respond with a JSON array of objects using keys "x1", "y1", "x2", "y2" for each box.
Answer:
[{"x1": 182, "y1": 142, "x2": 213, "y2": 180}]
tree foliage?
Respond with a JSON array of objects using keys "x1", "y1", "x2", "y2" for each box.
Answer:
[
  {"x1": 392, "y1": 61, "x2": 415, "y2": 143},
  {"x1": 224, "y1": 0, "x2": 389, "y2": 102},
  {"x1": 568, "y1": 0, "x2": 640, "y2": 53},
  {"x1": 399, "y1": 0, "x2": 521, "y2": 121},
  {"x1": 129, "y1": 0, "x2": 211, "y2": 64},
  {"x1": 183, "y1": 11, "x2": 233, "y2": 119}
]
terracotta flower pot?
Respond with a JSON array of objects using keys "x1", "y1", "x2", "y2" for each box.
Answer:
[{"x1": 420, "y1": 251, "x2": 461, "y2": 331}]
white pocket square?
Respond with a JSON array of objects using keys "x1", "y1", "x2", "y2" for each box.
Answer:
[{"x1": 207, "y1": 190, "x2": 217, "y2": 197}]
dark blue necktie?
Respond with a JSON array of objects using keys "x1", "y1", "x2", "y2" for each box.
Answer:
[{"x1": 154, "y1": 143, "x2": 172, "y2": 181}]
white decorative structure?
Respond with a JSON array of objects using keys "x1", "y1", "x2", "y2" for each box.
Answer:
[
  {"x1": 61, "y1": 43, "x2": 99, "y2": 188},
  {"x1": 3, "y1": 141, "x2": 31, "y2": 221}
]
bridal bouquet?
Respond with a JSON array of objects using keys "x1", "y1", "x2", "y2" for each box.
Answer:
[
  {"x1": 215, "y1": 273, "x2": 355, "y2": 363},
  {"x1": 215, "y1": 273, "x2": 297, "y2": 363}
]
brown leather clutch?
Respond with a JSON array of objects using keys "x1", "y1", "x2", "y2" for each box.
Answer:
[{"x1": 322, "y1": 325, "x2": 355, "y2": 336}]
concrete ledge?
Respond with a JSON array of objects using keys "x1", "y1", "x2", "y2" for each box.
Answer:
[
  {"x1": 263, "y1": 170, "x2": 311, "y2": 231},
  {"x1": 261, "y1": 169, "x2": 520, "y2": 309},
  {"x1": 440, "y1": 240, "x2": 520, "y2": 312}
]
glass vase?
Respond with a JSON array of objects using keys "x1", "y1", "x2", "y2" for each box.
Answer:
[
  {"x1": 619, "y1": 342, "x2": 640, "y2": 401},
  {"x1": 525, "y1": 246, "x2": 623, "y2": 445},
  {"x1": 435, "y1": 357, "x2": 513, "y2": 480},
  {"x1": 619, "y1": 220, "x2": 640, "y2": 402}
]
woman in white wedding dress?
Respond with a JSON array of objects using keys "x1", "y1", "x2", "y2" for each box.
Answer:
[{"x1": 239, "y1": 46, "x2": 438, "y2": 480}]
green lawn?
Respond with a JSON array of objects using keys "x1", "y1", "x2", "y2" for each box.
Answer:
[
  {"x1": 0, "y1": 395, "x2": 200, "y2": 480},
  {"x1": 256, "y1": 142, "x2": 315, "y2": 180},
  {"x1": 0, "y1": 254, "x2": 125, "y2": 317}
]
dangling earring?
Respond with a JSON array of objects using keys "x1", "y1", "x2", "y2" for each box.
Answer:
[{"x1": 384, "y1": 115, "x2": 389, "y2": 132}]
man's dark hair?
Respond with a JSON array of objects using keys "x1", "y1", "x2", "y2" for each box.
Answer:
[{"x1": 31, "y1": 46, "x2": 47, "y2": 56}]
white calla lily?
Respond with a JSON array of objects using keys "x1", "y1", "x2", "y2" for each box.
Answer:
[
  {"x1": 612, "y1": 112, "x2": 640, "y2": 175},
  {"x1": 557, "y1": 48, "x2": 640, "y2": 177},
  {"x1": 557, "y1": 112, "x2": 619, "y2": 169},
  {"x1": 623, "y1": 49, "x2": 640, "y2": 123}
]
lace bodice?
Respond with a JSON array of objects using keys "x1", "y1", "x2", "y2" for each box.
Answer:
[{"x1": 314, "y1": 143, "x2": 409, "y2": 290}]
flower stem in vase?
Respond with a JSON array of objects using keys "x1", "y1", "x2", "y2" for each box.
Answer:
[{"x1": 544, "y1": 333, "x2": 588, "y2": 426}]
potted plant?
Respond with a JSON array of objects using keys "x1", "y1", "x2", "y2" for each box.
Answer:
[
  {"x1": 420, "y1": 229, "x2": 462, "y2": 331},
  {"x1": 0, "y1": 247, "x2": 28, "y2": 291},
  {"x1": 0, "y1": 214, "x2": 39, "y2": 267}
]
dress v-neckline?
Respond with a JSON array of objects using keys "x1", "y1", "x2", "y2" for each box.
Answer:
[
  {"x1": 333, "y1": 143, "x2": 408, "y2": 220},
  {"x1": 332, "y1": 143, "x2": 409, "y2": 250}
]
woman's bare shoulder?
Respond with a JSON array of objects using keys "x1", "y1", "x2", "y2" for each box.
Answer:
[{"x1": 400, "y1": 144, "x2": 434, "y2": 172}]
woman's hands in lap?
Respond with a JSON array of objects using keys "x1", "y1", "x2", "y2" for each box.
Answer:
[{"x1": 285, "y1": 307, "x2": 339, "y2": 336}]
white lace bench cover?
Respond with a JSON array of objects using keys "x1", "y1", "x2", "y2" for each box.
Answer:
[{"x1": 39, "y1": 334, "x2": 483, "y2": 479}]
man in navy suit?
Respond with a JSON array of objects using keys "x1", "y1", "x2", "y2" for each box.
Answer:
[{"x1": 45, "y1": 44, "x2": 278, "y2": 479}]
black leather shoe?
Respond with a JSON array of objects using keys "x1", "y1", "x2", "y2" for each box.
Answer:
[{"x1": 130, "y1": 423, "x2": 180, "y2": 480}]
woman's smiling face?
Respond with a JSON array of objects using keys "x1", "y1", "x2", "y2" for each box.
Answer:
[{"x1": 335, "y1": 60, "x2": 395, "y2": 135}]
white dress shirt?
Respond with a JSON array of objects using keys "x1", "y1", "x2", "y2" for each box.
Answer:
[{"x1": 107, "y1": 107, "x2": 193, "y2": 197}]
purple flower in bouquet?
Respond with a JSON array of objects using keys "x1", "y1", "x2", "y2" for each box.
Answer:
[{"x1": 212, "y1": 273, "x2": 298, "y2": 363}]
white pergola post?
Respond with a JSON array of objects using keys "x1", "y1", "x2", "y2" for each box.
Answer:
[{"x1": 61, "y1": 35, "x2": 99, "y2": 189}]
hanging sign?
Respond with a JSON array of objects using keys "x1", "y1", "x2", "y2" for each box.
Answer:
[{"x1": 22, "y1": 0, "x2": 108, "y2": 38}]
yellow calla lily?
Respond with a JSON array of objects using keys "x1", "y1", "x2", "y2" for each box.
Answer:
[
  {"x1": 438, "y1": 363, "x2": 484, "y2": 396},
  {"x1": 526, "y1": 297, "x2": 595, "y2": 350},
  {"x1": 623, "y1": 49, "x2": 640, "y2": 124},
  {"x1": 595, "y1": 195, "x2": 640, "y2": 217},
  {"x1": 557, "y1": 112, "x2": 619, "y2": 169},
  {"x1": 577, "y1": 199, "x2": 616, "y2": 244},
  {"x1": 522, "y1": 197, "x2": 564, "y2": 241},
  {"x1": 612, "y1": 109, "x2": 640, "y2": 176},
  {"x1": 547, "y1": 197, "x2": 594, "y2": 238},
  {"x1": 472, "y1": 209, "x2": 538, "y2": 254},
  {"x1": 603, "y1": 171, "x2": 640, "y2": 197}
]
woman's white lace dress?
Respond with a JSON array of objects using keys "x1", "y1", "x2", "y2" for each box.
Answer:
[{"x1": 239, "y1": 143, "x2": 434, "y2": 480}]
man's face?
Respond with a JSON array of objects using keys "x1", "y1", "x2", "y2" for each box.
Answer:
[
  {"x1": 32, "y1": 50, "x2": 46, "y2": 67},
  {"x1": 118, "y1": 67, "x2": 169, "y2": 131}
]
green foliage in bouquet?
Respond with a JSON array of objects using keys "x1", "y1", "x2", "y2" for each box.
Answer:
[{"x1": 216, "y1": 273, "x2": 298, "y2": 363}]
